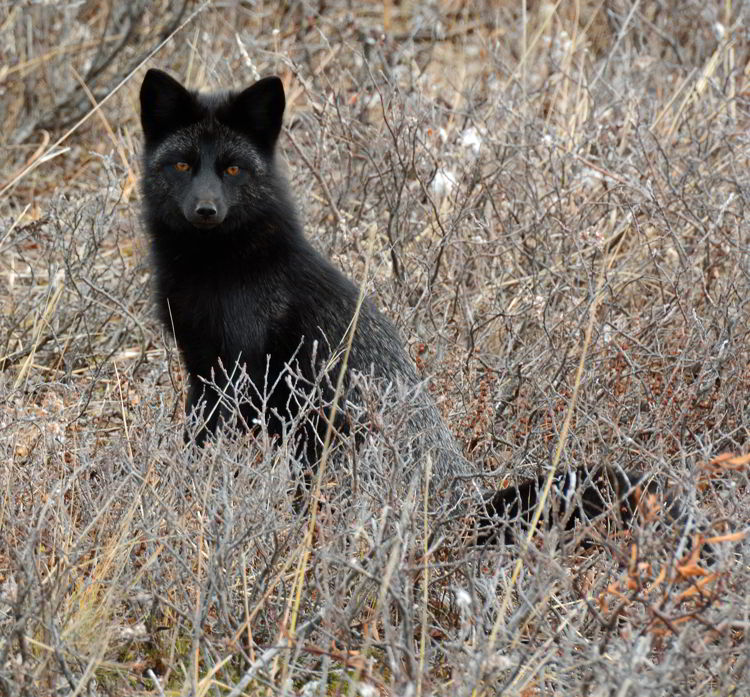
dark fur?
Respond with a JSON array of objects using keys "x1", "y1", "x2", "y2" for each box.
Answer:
[
  {"x1": 140, "y1": 69, "x2": 414, "y2": 457},
  {"x1": 139, "y1": 69, "x2": 697, "y2": 547}
]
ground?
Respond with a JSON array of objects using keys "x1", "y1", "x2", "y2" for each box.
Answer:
[{"x1": 1, "y1": 2, "x2": 750, "y2": 695}]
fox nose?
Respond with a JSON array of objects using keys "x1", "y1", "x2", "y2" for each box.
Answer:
[{"x1": 195, "y1": 201, "x2": 218, "y2": 219}]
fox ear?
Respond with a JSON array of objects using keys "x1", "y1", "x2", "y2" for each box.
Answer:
[
  {"x1": 140, "y1": 69, "x2": 199, "y2": 144},
  {"x1": 222, "y1": 76, "x2": 286, "y2": 151}
]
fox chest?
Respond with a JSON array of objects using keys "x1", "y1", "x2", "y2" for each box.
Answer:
[{"x1": 160, "y1": 277, "x2": 286, "y2": 372}]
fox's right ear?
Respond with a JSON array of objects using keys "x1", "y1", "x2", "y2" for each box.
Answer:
[
  {"x1": 222, "y1": 76, "x2": 286, "y2": 152},
  {"x1": 140, "y1": 69, "x2": 199, "y2": 144}
]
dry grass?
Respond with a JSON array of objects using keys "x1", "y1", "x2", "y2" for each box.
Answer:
[{"x1": 2, "y1": 1, "x2": 750, "y2": 695}]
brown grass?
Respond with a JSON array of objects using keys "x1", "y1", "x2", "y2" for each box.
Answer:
[{"x1": 2, "y1": 1, "x2": 750, "y2": 695}]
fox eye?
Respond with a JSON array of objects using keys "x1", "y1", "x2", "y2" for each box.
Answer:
[
  {"x1": 225, "y1": 165, "x2": 240, "y2": 176},
  {"x1": 174, "y1": 162, "x2": 191, "y2": 172}
]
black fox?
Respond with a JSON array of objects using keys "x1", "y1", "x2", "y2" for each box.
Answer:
[
  {"x1": 138, "y1": 68, "x2": 439, "y2": 470},
  {"x1": 139, "y1": 68, "x2": 689, "y2": 545}
]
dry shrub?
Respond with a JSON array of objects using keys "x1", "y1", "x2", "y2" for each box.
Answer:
[{"x1": 1, "y1": 2, "x2": 749, "y2": 695}]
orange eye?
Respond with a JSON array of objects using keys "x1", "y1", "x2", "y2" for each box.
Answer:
[
  {"x1": 175, "y1": 162, "x2": 190, "y2": 172},
  {"x1": 225, "y1": 165, "x2": 240, "y2": 176}
]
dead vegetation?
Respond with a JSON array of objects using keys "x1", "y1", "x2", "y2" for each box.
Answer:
[{"x1": 1, "y1": 1, "x2": 750, "y2": 695}]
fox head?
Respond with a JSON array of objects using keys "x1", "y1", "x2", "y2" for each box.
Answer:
[{"x1": 139, "y1": 69, "x2": 286, "y2": 230}]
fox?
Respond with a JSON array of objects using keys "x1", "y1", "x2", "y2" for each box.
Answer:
[
  {"x1": 138, "y1": 68, "x2": 695, "y2": 546},
  {"x1": 138, "y1": 68, "x2": 457, "y2": 471}
]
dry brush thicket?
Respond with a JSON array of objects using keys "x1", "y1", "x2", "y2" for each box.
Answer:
[{"x1": 1, "y1": 2, "x2": 750, "y2": 696}]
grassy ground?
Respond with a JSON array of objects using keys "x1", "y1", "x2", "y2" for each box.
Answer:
[{"x1": 1, "y1": 1, "x2": 750, "y2": 695}]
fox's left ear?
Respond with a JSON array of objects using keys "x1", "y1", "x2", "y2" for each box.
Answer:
[
  {"x1": 140, "y1": 69, "x2": 201, "y2": 145},
  {"x1": 222, "y1": 76, "x2": 286, "y2": 151}
]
